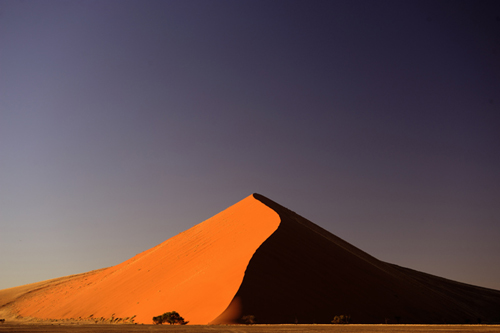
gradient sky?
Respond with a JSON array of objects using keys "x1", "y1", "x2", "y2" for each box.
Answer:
[{"x1": 1, "y1": 0, "x2": 499, "y2": 291}]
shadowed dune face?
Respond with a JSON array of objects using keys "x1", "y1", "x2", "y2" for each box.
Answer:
[
  {"x1": 0, "y1": 194, "x2": 280, "y2": 324},
  {"x1": 212, "y1": 194, "x2": 500, "y2": 324},
  {"x1": 2, "y1": 193, "x2": 500, "y2": 325}
]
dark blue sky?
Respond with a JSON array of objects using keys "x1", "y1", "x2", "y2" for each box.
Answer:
[{"x1": 1, "y1": 0, "x2": 499, "y2": 290}]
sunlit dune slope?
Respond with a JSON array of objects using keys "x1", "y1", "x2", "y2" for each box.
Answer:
[
  {"x1": 0, "y1": 194, "x2": 280, "y2": 324},
  {"x1": 2, "y1": 193, "x2": 500, "y2": 325},
  {"x1": 212, "y1": 194, "x2": 500, "y2": 324}
]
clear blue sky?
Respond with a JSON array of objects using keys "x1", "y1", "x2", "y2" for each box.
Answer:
[{"x1": 1, "y1": 0, "x2": 499, "y2": 291}]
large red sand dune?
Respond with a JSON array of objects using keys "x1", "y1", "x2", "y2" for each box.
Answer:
[{"x1": 1, "y1": 194, "x2": 500, "y2": 324}]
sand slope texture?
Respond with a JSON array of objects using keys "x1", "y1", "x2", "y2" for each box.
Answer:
[{"x1": 1, "y1": 193, "x2": 500, "y2": 324}]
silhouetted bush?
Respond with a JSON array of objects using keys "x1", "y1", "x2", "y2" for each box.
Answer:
[
  {"x1": 332, "y1": 315, "x2": 351, "y2": 324},
  {"x1": 242, "y1": 315, "x2": 256, "y2": 324},
  {"x1": 152, "y1": 311, "x2": 188, "y2": 325}
]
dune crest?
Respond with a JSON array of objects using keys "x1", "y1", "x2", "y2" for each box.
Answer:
[{"x1": 1, "y1": 193, "x2": 500, "y2": 324}]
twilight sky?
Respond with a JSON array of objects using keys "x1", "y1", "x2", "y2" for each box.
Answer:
[{"x1": 1, "y1": 0, "x2": 499, "y2": 291}]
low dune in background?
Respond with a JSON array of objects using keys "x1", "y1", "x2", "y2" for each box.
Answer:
[{"x1": 1, "y1": 194, "x2": 500, "y2": 325}]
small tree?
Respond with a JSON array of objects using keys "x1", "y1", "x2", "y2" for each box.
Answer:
[
  {"x1": 152, "y1": 311, "x2": 188, "y2": 325},
  {"x1": 242, "y1": 315, "x2": 256, "y2": 325}
]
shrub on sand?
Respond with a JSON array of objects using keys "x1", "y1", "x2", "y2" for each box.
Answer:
[
  {"x1": 152, "y1": 311, "x2": 188, "y2": 325},
  {"x1": 242, "y1": 315, "x2": 256, "y2": 325}
]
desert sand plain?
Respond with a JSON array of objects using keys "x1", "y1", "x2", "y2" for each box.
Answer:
[{"x1": 1, "y1": 323, "x2": 500, "y2": 333}]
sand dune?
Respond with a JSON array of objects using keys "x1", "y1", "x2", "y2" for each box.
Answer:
[{"x1": 1, "y1": 194, "x2": 499, "y2": 324}]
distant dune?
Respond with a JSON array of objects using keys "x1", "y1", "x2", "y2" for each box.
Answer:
[{"x1": 1, "y1": 194, "x2": 499, "y2": 324}]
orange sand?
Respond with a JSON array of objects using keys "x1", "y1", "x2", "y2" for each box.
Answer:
[{"x1": 0, "y1": 194, "x2": 279, "y2": 324}]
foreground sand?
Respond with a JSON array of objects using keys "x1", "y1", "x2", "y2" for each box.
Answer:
[{"x1": 0, "y1": 324, "x2": 500, "y2": 333}]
